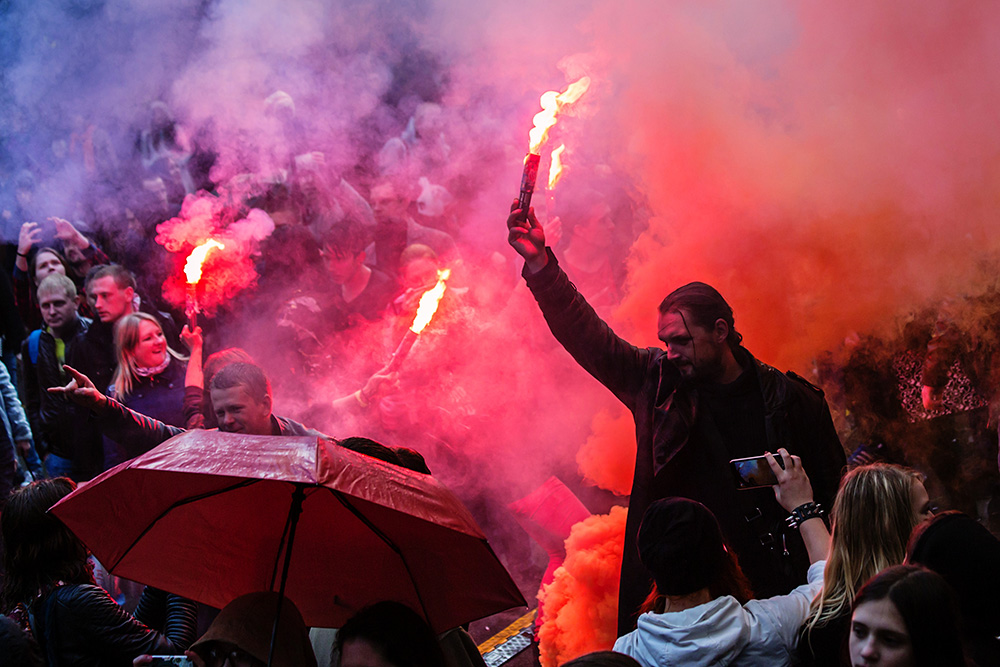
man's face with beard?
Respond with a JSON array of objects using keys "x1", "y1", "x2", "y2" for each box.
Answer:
[{"x1": 657, "y1": 309, "x2": 728, "y2": 384}]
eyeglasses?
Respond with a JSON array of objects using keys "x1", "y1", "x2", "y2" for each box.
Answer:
[{"x1": 203, "y1": 645, "x2": 265, "y2": 667}]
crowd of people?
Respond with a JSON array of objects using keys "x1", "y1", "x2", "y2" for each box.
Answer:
[{"x1": 0, "y1": 83, "x2": 996, "y2": 667}]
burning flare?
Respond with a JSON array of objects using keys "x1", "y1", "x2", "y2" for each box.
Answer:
[
  {"x1": 184, "y1": 239, "x2": 225, "y2": 284},
  {"x1": 528, "y1": 76, "x2": 591, "y2": 155},
  {"x1": 385, "y1": 269, "x2": 453, "y2": 372},
  {"x1": 548, "y1": 144, "x2": 566, "y2": 191},
  {"x1": 410, "y1": 269, "x2": 451, "y2": 334}
]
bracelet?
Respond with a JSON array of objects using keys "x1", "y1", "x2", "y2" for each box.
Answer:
[
  {"x1": 354, "y1": 390, "x2": 370, "y2": 408},
  {"x1": 16, "y1": 252, "x2": 27, "y2": 258},
  {"x1": 786, "y1": 501, "x2": 824, "y2": 530}
]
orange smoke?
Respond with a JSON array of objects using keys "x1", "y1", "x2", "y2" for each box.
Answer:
[
  {"x1": 537, "y1": 505, "x2": 626, "y2": 667},
  {"x1": 576, "y1": 406, "x2": 635, "y2": 496}
]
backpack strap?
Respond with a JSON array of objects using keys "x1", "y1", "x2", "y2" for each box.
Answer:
[{"x1": 28, "y1": 329, "x2": 42, "y2": 365}]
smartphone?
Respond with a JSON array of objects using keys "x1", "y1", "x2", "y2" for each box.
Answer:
[
  {"x1": 730, "y1": 453, "x2": 784, "y2": 490},
  {"x1": 149, "y1": 657, "x2": 195, "y2": 667}
]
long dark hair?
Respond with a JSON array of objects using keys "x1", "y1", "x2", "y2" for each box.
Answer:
[
  {"x1": 852, "y1": 564, "x2": 966, "y2": 667},
  {"x1": 1, "y1": 479, "x2": 94, "y2": 611}
]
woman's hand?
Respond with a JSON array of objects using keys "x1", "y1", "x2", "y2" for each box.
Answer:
[
  {"x1": 767, "y1": 448, "x2": 814, "y2": 513},
  {"x1": 180, "y1": 325, "x2": 203, "y2": 352},
  {"x1": 18, "y1": 221, "x2": 41, "y2": 256}
]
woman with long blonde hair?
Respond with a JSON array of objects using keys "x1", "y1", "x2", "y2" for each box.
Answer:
[
  {"x1": 798, "y1": 463, "x2": 934, "y2": 666},
  {"x1": 105, "y1": 312, "x2": 188, "y2": 467}
]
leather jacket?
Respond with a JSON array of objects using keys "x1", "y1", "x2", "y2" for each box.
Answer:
[{"x1": 29, "y1": 584, "x2": 196, "y2": 667}]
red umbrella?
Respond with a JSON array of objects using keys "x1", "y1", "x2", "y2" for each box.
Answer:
[{"x1": 50, "y1": 430, "x2": 526, "y2": 633}]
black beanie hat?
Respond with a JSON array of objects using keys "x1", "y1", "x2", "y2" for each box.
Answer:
[{"x1": 637, "y1": 497, "x2": 727, "y2": 597}]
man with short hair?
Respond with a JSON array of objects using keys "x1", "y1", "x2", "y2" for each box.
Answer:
[
  {"x1": 367, "y1": 180, "x2": 457, "y2": 280},
  {"x1": 70, "y1": 264, "x2": 137, "y2": 396},
  {"x1": 51, "y1": 361, "x2": 328, "y2": 459},
  {"x1": 19, "y1": 274, "x2": 99, "y2": 480},
  {"x1": 506, "y1": 202, "x2": 846, "y2": 634}
]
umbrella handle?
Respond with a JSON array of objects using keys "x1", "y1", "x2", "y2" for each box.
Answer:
[{"x1": 269, "y1": 484, "x2": 306, "y2": 667}]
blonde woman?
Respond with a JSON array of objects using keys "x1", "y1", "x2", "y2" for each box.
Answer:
[
  {"x1": 797, "y1": 464, "x2": 934, "y2": 667},
  {"x1": 105, "y1": 313, "x2": 187, "y2": 467}
]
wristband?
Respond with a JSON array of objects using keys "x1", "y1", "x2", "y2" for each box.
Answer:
[
  {"x1": 16, "y1": 252, "x2": 27, "y2": 258},
  {"x1": 354, "y1": 390, "x2": 370, "y2": 408},
  {"x1": 786, "y1": 501, "x2": 824, "y2": 530}
]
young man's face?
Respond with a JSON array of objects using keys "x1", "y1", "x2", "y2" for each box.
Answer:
[
  {"x1": 38, "y1": 288, "x2": 78, "y2": 333},
  {"x1": 322, "y1": 246, "x2": 364, "y2": 285},
  {"x1": 86, "y1": 276, "x2": 134, "y2": 324},
  {"x1": 211, "y1": 384, "x2": 273, "y2": 436},
  {"x1": 657, "y1": 309, "x2": 728, "y2": 383}
]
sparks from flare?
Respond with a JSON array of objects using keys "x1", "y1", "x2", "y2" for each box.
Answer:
[{"x1": 184, "y1": 239, "x2": 225, "y2": 284}]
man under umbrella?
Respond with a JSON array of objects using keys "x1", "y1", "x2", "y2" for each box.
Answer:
[{"x1": 51, "y1": 361, "x2": 330, "y2": 456}]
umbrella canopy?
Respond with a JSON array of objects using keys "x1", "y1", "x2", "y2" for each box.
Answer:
[{"x1": 50, "y1": 430, "x2": 525, "y2": 632}]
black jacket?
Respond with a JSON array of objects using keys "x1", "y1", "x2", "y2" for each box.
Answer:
[
  {"x1": 524, "y1": 252, "x2": 846, "y2": 634},
  {"x1": 29, "y1": 584, "x2": 196, "y2": 667},
  {"x1": 95, "y1": 394, "x2": 330, "y2": 454},
  {"x1": 19, "y1": 316, "x2": 102, "y2": 475}
]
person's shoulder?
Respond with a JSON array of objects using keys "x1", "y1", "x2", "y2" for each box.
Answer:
[
  {"x1": 752, "y1": 355, "x2": 826, "y2": 404},
  {"x1": 46, "y1": 583, "x2": 114, "y2": 609}
]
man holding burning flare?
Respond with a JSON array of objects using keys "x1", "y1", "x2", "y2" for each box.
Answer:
[{"x1": 506, "y1": 202, "x2": 846, "y2": 635}]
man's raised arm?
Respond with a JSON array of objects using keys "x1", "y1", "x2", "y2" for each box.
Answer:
[
  {"x1": 50, "y1": 366, "x2": 184, "y2": 457},
  {"x1": 505, "y1": 201, "x2": 652, "y2": 408}
]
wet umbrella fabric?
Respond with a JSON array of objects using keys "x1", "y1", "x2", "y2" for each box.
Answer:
[{"x1": 50, "y1": 430, "x2": 526, "y2": 633}]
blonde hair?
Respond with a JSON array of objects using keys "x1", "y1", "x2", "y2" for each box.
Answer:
[
  {"x1": 803, "y1": 463, "x2": 925, "y2": 640},
  {"x1": 112, "y1": 313, "x2": 185, "y2": 400}
]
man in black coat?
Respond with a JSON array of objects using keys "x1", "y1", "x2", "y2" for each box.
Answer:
[
  {"x1": 19, "y1": 274, "x2": 101, "y2": 481},
  {"x1": 507, "y1": 202, "x2": 846, "y2": 634}
]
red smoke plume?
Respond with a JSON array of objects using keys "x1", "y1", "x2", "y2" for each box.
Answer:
[{"x1": 155, "y1": 192, "x2": 275, "y2": 314}]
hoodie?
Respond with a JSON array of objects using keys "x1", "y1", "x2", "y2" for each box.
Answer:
[{"x1": 613, "y1": 560, "x2": 824, "y2": 667}]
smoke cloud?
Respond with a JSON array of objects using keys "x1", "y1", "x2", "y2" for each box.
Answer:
[{"x1": 5, "y1": 0, "x2": 1000, "y2": 634}]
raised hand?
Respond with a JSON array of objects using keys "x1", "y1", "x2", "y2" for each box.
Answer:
[
  {"x1": 48, "y1": 365, "x2": 107, "y2": 410},
  {"x1": 767, "y1": 448, "x2": 814, "y2": 513},
  {"x1": 506, "y1": 199, "x2": 548, "y2": 274}
]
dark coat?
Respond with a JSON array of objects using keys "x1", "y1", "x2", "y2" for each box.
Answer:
[
  {"x1": 104, "y1": 358, "x2": 187, "y2": 468},
  {"x1": 19, "y1": 316, "x2": 102, "y2": 476},
  {"x1": 28, "y1": 584, "x2": 196, "y2": 667},
  {"x1": 524, "y1": 252, "x2": 846, "y2": 635}
]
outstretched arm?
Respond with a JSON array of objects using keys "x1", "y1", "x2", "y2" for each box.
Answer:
[
  {"x1": 505, "y1": 200, "x2": 652, "y2": 408},
  {"x1": 50, "y1": 365, "x2": 184, "y2": 454}
]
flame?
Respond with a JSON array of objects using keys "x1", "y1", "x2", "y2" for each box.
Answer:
[
  {"x1": 410, "y1": 269, "x2": 451, "y2": 334},
  {"x1": 528, "y1": 76, "x2": 591, "y2": 154},
  {"x1": 184, "y1": 239, "x2": 225, "y2": 284},
  {"x1": 548, "y1": 144, "x2": 566, "y2": 190}
]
